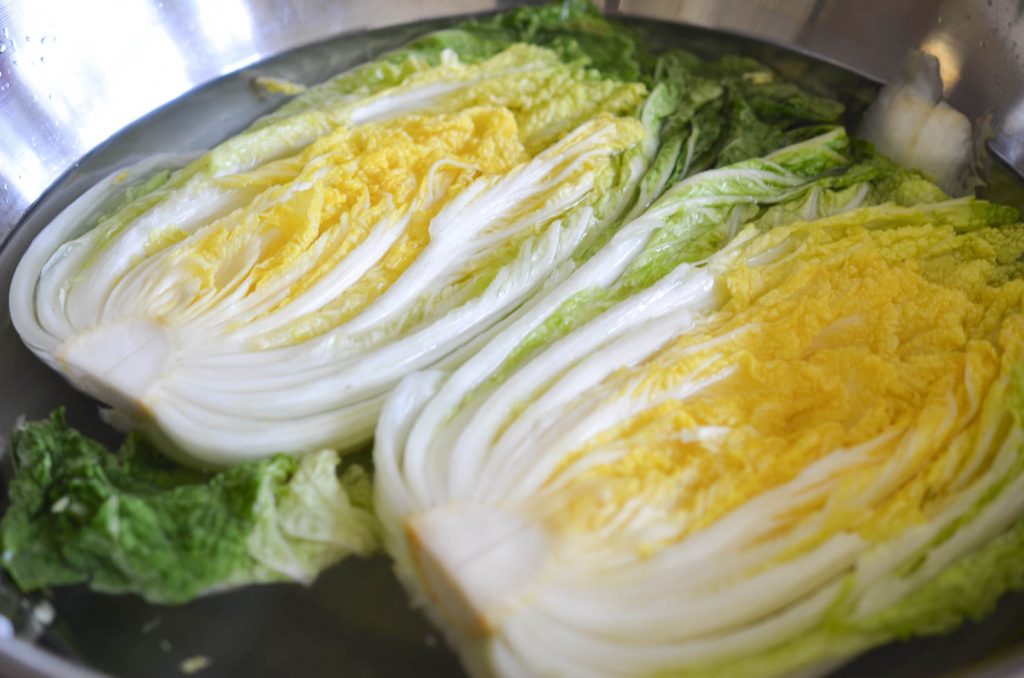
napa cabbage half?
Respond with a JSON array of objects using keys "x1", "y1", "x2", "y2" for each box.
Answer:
[{"x1": 375, "y1": 130, "x2": 1024, "y2": 677}]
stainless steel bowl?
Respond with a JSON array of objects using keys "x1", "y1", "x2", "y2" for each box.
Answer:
[{"x1": 1, "y1": 2, "x2": 1024, "y2": 676}]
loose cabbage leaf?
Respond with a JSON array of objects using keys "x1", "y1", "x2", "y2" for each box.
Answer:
[{"x1": 1, "y1": 412, "x2": 377, "y2": 604}]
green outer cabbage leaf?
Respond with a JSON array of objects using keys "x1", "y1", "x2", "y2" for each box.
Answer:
[{"x1": 1, "y1": 412, "x2": 378, "y2": 604}]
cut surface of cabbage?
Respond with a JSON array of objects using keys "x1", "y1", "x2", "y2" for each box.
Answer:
[
  {"x1": 10, "y1": 44, "x2": 652, "y2": 466},
  {"x1": 375, "y1": 132, "x2": 1024, "y2": 677}
]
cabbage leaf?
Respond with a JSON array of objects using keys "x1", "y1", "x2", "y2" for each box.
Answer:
[{"x1": 1, "y1": 411, "x2": 377, "y2": 604}]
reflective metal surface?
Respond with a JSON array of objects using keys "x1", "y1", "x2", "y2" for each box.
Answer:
[{"x1": 1, "y1": 1, "x2": 1024, "y2": 677}]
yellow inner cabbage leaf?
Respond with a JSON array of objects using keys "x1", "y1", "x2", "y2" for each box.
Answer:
[
  {"x1": 549, "y1": 220, "x2": 1024, "y2": 558},
  {"x1": 147, "y1": 107, "x2": 529, "y2": 344}
]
